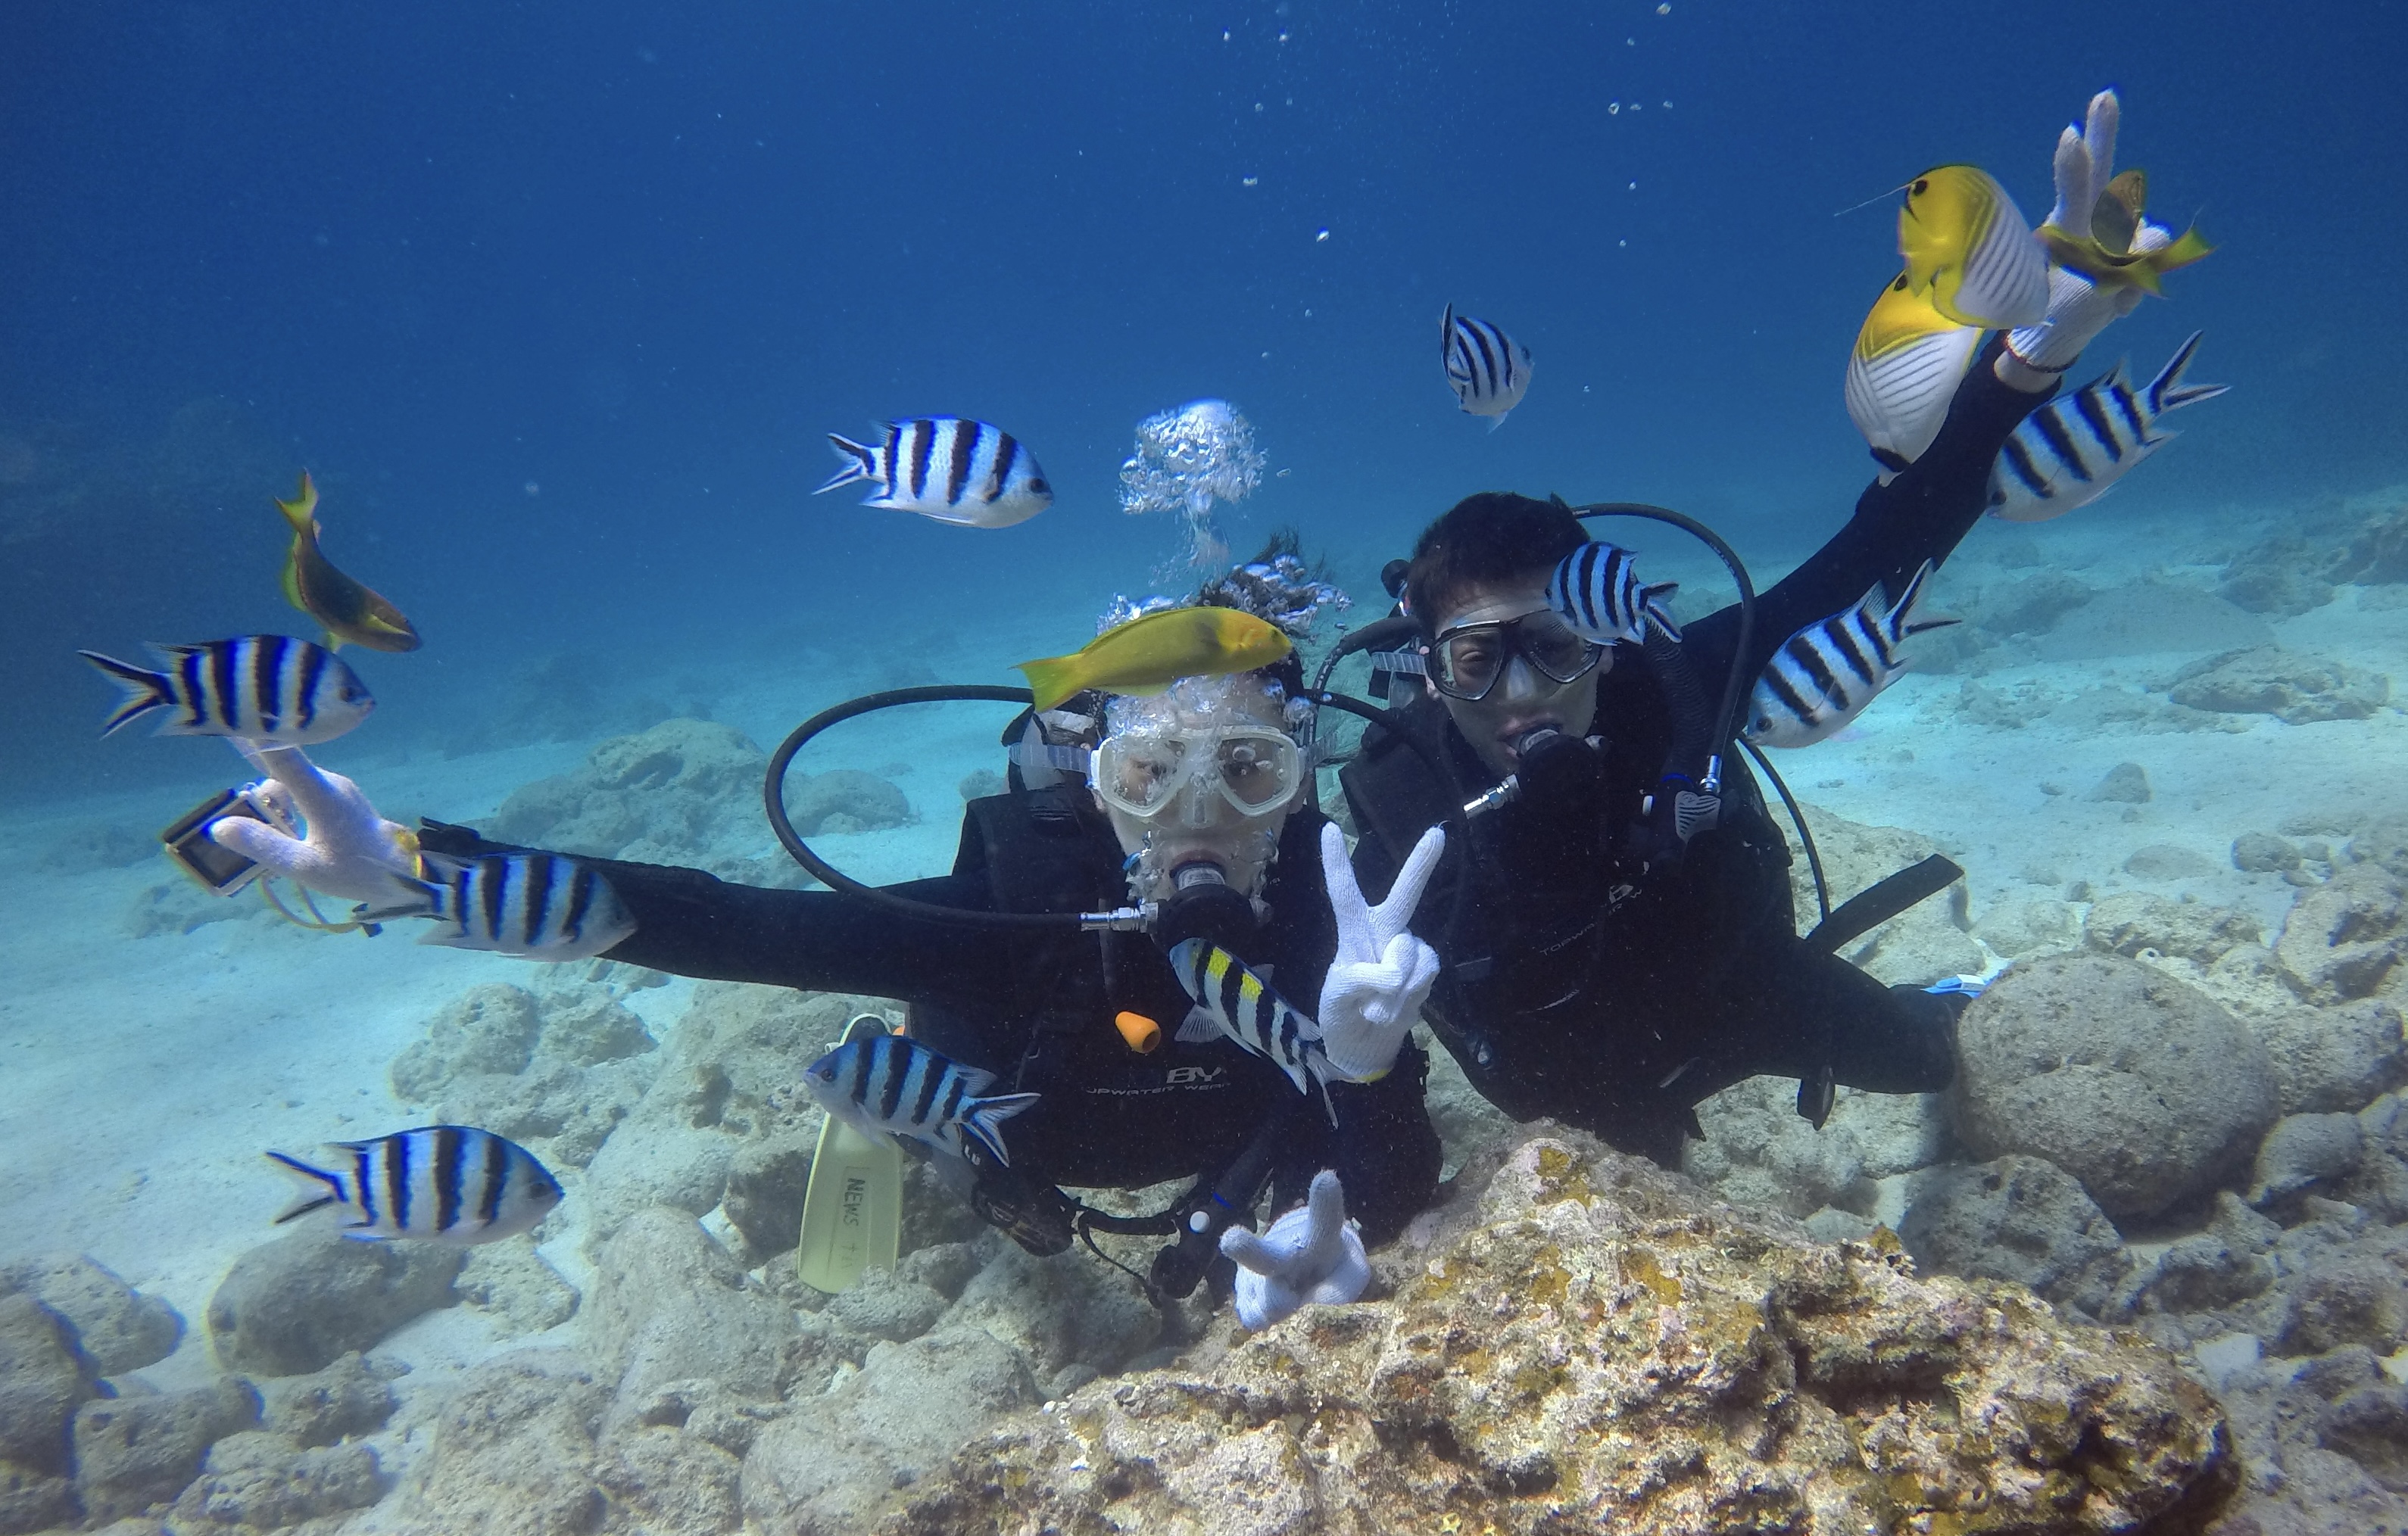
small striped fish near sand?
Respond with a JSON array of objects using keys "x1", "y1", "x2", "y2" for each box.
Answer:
[{"x1": 267, "y1": 1126, "x2": 562, "y2": 1244}]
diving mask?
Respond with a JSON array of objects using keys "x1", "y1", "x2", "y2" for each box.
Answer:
[
  {"x1": 1428, "y1": 609, "x2": 1605, "y2": 702},
  {"x1": 1092, "y1": 726, "x2": 1302, "y2": 825}
]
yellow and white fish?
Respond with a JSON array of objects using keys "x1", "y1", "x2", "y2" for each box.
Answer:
[
  {"x1": 1015, "y1": 606, "x2": 1292, "y2": 713},
  {"x1": 1843, "y1": 271, "x2": 1984, "y2": 477},
  {"x1": 1897, "y1": 165, "x2": 2049, "y2": 329},
  {"x1": 2034, "y1": 90, "x2": 2214, "y2": 298}
]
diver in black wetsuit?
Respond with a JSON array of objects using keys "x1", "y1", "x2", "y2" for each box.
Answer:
[
  {"x1": 1340, "y1": 440, "x2": 1998, "y2": 1164},
  {"x1": 418, "y1": 631, "x2": 1445, "y2": 1297},
  {"x1": 1340, "y1": 85, "x2": 2211, "y2": 1166}
]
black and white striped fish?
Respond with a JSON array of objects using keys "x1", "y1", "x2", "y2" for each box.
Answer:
[
  {"x1": 1742, "y1": 560, "x2": 1957, "y2": 749},
  {"x1": 1167, "y1": 939, "x2": 1339, "y2": 1126},
  {"x1": 1441, "y1": 305, "x2": 1533, "y2": 428},
  {"x1": 1988, "y1": 332, "x2": 2227, "y2": 523},
  {"x1": 363, "y1": 852, "x2": 637, "y2": 962},
  {"x1": 816, "y1": 418, "x2": 1053, "y2": 528},
  {"x1": 1546, "y1": 541, "x2": 1682, "y2": 644},
  {"x1": 802, "y1": 1032, "x2": 1040, "y2": 1166},
  {"x1": 78, "y1": 635, "x2": 373, "y2": 746},
  {"x1": 266, "y1": 1126, "x2": 562, "y2": 1245}
]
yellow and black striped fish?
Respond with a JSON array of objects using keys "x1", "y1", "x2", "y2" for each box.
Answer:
[{"x1": 1167, "y1": 939, "x2": 1337, "y2": 1125}]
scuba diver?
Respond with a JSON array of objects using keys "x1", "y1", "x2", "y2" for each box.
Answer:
[
  {"x1": 205, "y1": 571, "x2": 1449, "y2": 1319},
  {"x1": 1340, "y1": 89, "x2": 2213, "y2": 1164}
]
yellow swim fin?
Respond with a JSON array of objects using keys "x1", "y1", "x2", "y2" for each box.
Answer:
[{"x1": 795, "y1": 1014, "x2": 903, "y2": 1293}]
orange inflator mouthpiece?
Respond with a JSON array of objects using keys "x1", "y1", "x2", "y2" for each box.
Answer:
[{"x1": 1113, "y1": 1011, "x2": 1162, "y2": 1054}]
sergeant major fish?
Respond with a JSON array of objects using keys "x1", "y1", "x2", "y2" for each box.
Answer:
[
  {"x1": 1742, "y1": 560, "x2": 1956, "y2": 748},
  {"x1": 1441, "y1": 305, "x2": 1533, "y2": 428},
  {"x1": 267, "y1": 1125, "x2": 561, "y2": 1245},
  {"x1": 816, "y1": 418, "x2": 1052, "y2": 528},
  {"x1": 78, "y1": 635, "x2": 374, "y2": 746},
  {"x1": 1988, "y1": 332, "x2": 2227, "y2": 523},
  {"x1": 802, "y1": 1032, "x2": 1040, "y2": 1166},
  {"x1": 276, "y1": 471, "x2": 423, "y2": 653},
  {"x1": 361, "y1": 852, "x2": 637, "y2": 962},
  {"x1": 1167, "y1": 939, "x2": 1339, "y2": 1126},
  {"x1": 1546, "y1": 540, "x2": 1681, "y2": 644}
]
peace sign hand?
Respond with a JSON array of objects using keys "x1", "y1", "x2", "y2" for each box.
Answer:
[{"x1": 1315, "y1": 821, "x2": 1445, "y2": 1083}]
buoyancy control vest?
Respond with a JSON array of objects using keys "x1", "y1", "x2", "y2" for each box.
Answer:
[
  {"x1": 902, "y1": 787, "x2": 1323, "y2": 1195},
  {"x1": 1340, "y1": 687, "x2": 1795, "y2": 1128}
]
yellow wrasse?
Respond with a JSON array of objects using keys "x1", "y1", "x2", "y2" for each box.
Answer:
[
  {"x1": 276, "y1": 472, "x2": 422, "y2": 653},
  {"x1": 1898, "y1": 165, "x2": 2049, "y2": 329},
  {"x1": 1016, "y1": 606, "x2": 1291, "y2": 713},
  {"x1": 1843, "y1": 272, "x2": 1983, "y2": 475},
  {"x1": 2038, "y1": 164, "x2": 2214, "y2": 296}
]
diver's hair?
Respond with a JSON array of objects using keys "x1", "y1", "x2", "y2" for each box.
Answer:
[{"x1": 1403, "y1": 492, "x2": 1586, "y2": 639}]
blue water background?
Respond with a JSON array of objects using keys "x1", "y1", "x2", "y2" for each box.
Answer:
[{"x1": 2, "y1": 0, "x2": 2400, "y2": 804}]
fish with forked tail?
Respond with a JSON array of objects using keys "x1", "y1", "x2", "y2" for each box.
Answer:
[
  {"x1": 276, "y1": 472, "x2": 422, "y2": 653},
  {"x1": 1988, "y1": 333, "x2": 2228, "y2": 522}
]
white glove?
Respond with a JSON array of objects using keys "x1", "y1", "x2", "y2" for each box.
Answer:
[
  {"x1": 208, "y1": 746, "x2": 423, "y2": 906},
  {"x1": 1221, "y1": 1170, "x2": 1371, "y2": 1330},
  {"x1": 1315, "y1": 821, "x2": 1443, "y2": 1083},
  {"x1": 2004, "y1": 89, "x2": 2198, "y2": 376}
]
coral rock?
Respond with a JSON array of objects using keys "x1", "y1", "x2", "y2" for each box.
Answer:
[
  {"x1": 70, "y1": 1376, "x2": 259, "y2": 1524},
  {"x1": 2275, "y1": 863, "x2": 2408, "y2": 1004},
  {"x1": 2166, "y1": 646, "x2": 2390, "y2": 724},
  {"x1": 884, "y1": 1134, "x2": 2235, "y2": 1536},
  {"x1": 389, "y1": 1351, "x2": 606, "y2": 1536},
  {"x1": 206, "y1": 1229, "x2": 463, "y2": 1378},
  {"x1": 2087, "y1": 760, "x2": 2151, "y2": 802},
  {"x1": 1954, "y1": 953, "x2": 2279, "y2": 1219},
  {"x1": 0, "y1": 1254, "x2": 180, "y2": 1379},
  {"x1": 0, "y1": 1292, "x2": 98, "y2": 1481},
  {"x1": 1898, "y1": 1154, "x2": 2129, "y2": 1316},
  {"x1": 166, "y1": 1427, "x2": 386, "y2": 1529},
  {"x1": 255, "y1": 1351, "x2": 398, "y2": 1448}
]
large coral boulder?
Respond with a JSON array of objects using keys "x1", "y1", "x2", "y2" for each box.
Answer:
[
  {"x1": 884, "y1": 1134, "x2": 2234, "y2": 1536},
  {"x1": 1954, "y1": 953, "x2": 2279, "y2": 1219}
]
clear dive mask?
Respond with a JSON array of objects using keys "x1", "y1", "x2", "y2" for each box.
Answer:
[{"x1": 1090, "y1": 725, "x2": 1302, "y2": 826}]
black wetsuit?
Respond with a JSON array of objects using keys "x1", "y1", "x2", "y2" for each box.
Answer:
[
  {"x1": 1341, "y1": 344, "x2": 2051, "y2": 1164},
  {"x1": 420, "y1": 787, "x2": 1440, "y2": 1248}
]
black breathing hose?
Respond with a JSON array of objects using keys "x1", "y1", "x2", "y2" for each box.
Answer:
[
  {"x1": 1566, "y1": 502, "x2": 1757, "y2": 775},
  {"x1": 763, "y1": 684, "x2": 1109, "y2": 929},
  {"x1": 1302, "y1": 614, "x2": 1419, "y2": 815}
]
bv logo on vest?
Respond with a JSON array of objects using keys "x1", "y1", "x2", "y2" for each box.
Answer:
[{"x1": 1165, "y1": 1065, "x2": 1227, "y2": 1087}]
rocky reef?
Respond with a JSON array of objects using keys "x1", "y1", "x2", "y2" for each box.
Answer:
[
  {"x1": 888, "y1": 1132, "x2": 2232, "y2": 1535},
  {"x1": 485, "y1": 715, "x2": 911, "y2": 887}
]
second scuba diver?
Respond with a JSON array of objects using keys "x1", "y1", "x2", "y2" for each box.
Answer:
[
  {"x1": 214, "y1": 572, "x2": 1450, "y2": 1318},
  {"x1": 1342, "y1": 89, "x2": 2211, "y2": 1164}
]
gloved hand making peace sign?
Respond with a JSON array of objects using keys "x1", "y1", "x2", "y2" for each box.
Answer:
[{"x1": 1314, "y1": 821, "x2": 1445, "y2": 1083}]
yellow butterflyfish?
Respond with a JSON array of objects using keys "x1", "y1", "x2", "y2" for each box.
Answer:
[
  {"x1": 2038, "y1": 164, "x2": 2214, "y2": 297},
  {"x1": 1843, "y1": 272, "x2": 1983, "y2": 475},
  {"x1": 1897, "y1": 165, "x2": 2049, "y2": 329},
  {"x1": 1015, "y1": 606, "x2": 1291, "y2": 714}
]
